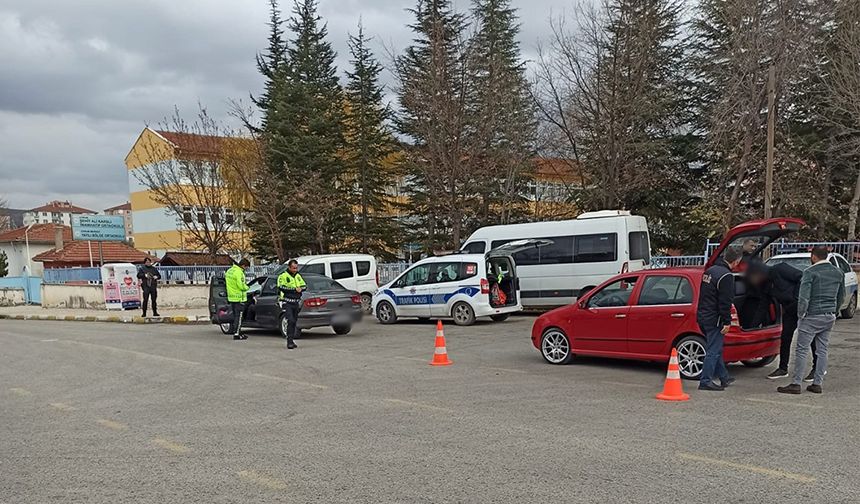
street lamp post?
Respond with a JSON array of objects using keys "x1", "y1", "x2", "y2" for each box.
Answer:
[{"x1": 24, "y1": 223, "x2": 34, "y2": 276}]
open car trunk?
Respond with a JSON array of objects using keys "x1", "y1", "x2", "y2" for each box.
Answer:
[
  {"x1": 733, "y1": 277, "x2": 780, "y2": 330},
  {"x1": 488, "y1": 256, "x2": 517, "y2": 308}
]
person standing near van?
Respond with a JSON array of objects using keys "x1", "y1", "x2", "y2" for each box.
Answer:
[
  {"x1": 697, "y1": 247, "x2": 743, "y2": 391},
  {"x1": 226, "y1": 259, "x2": 251, "y2": 340},
  {"x1": 778, "y1": 247, "x2": 845, "y2": 394},
  {"x1": 763, "y1": 261, "x2": 817, "y2": 379},
  {"x1": 278, "y1": 260, "x2": 306, "y2": 350},
  {"x1": 137, "y1": 258, "x2": 161, "y2": 317}
]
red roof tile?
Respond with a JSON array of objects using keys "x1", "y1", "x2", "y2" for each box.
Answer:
[
  {"x1": 34, "y1": 241, "x2": 156, "y2": 264},
  {"x1": 159, "y1": 251, "x2": 234, "y2": 266},
  {"x1": 0, "y1": 224, "x2": 72, "y2": 244},
  {"x1": 155, "y1": 130, "x2": 225, "y2": 158},
  {"x1": 29, "y1": 200, "x2": 96, "y2": 214},
  {"x1": 104, "y1": 202, "x2": 131, "y2": 212}
]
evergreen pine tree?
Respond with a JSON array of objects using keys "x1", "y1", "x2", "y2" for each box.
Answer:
[
  {"x1": 467, "y1": 0, "x2": 536, "y2": 226},
  {"x1": 274, "y1": 0, "x2": 347, "y2": 254},
  {"x1": 344, "y1": 22, "x2": 401, "y2": 257},
  {"x1": 0, "y1": 250, "x2": 8, "y2": 278},
  {"x1": 395, "y1": 0, "x2": 471, "y2": 250}
]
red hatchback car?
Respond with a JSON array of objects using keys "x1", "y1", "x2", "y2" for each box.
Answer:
[{"x1": 531, "y1": 218, "x2": 805, "y2": 379}]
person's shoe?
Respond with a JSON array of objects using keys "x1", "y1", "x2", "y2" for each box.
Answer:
[
  {"x1": 804, "y1": 370, "x2": 826, "y2": 382},
  {"x1": 806, "y1": 384, "x2": 822, "y2": 394},
  {"x1": 142, "y1": 312, "x2": 147, "y2": 318},
  {"x1": 152, "y1": 312, "x2": 160, "y2": 317},
  {"x1": 720, "y1": 377, "x2": 736, "y2": 387},
  {"x1": 698, "y1": 382, "x2": 724, "y2": 391},
  {"x1": 240, "y1": 334, "x2": 248, "y2": 340},
  {"x1": 233, "y1": 335, "x2": 242, "y2": 340},
  {"x1": 777, "y1": 383, "x2": 802, "y2": 395},
  {"x1": 767, "y1": 368, "x2": 789, "y2": 380},
  {"x1": 287, "y1": 341, "x2": 297, "y2": 350}
]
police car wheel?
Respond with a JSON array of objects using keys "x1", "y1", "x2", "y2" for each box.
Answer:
[
  {"x1": 376, "y1": 301, "x2": 397, "y2": 324},
  {"x1": 541, "y1": 329, "x2": 573, "y2": 364},
  {"x1": 840, "y1": 293, "x2": 856, "y2": 319},
  {"x1": 452, "y1": 302, "x2": 476, "y2": 326}
]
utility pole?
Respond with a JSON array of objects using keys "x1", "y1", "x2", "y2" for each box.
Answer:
[{"x1": 765, "y1": 65, "x2": 775, "y2": 219}]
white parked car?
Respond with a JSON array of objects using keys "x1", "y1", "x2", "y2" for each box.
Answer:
[
  {"x1": 288, "y1": 254, "x2": 378, "y2": 313},
  {"x1": 766, "y1": 251, "x2": 858, "y2": 319},
  {"x1": 460, "y1": 210, "x2": 650, "y2": 308},
  {"x1": 373, "y1": 240, "x2": 547, "y2": 326}
]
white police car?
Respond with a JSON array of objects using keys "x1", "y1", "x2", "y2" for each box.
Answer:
[{"x1": 373, "y1": 240, "x2": 549, "y2": 326}]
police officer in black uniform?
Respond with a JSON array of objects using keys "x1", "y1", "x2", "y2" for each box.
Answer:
[{"x1": 697, "y1": 247, "x2": 743, "y2": 391}]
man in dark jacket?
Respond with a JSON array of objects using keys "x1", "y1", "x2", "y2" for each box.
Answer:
[
  {"x1": 697, "y1": 247, "x2": 743, "y2": 391},
  {"x1": 764, "y1": 262, "x2": 817, "y2": 379},
  {"x1": 137, "y1": 258, "x2": 161, "y2": 317}
]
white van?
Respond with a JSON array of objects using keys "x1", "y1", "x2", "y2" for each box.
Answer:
[
  {"x1": 292, "y1": 254, "x2": 378, "y2": 313},
  {"x1": 373, "y1": 240, "x2": 546, "y2": 326},
  {"x1": 460, "y1": 210, "x2": 650, "y2": 308}
]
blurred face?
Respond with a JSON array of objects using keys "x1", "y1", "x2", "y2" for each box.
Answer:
[
  {"x1": 144, "y1": 259, "x2": 151, "y2": 266},
  {"x1": 743, "y1": 240, "x2": 757, "y2": 254},
  {"x1": 289, "y1": 263, "x2": 298, "y2": 274}
]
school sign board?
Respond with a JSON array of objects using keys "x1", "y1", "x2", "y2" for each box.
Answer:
[{"x1": 72, "y1": 215, "x2": 126, "y2": 242}]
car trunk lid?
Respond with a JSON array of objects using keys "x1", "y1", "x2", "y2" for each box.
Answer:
[{"x1": 706, "y1": 218, "x2": 805, "y2": 268}]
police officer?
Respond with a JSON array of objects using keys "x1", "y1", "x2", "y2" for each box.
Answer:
[
  {"x1": 225, "y1": 259, "x2": 251, "y2": 340},
  {"x1": 277, "y1": 259, "x2": 306, "y2": 350},
  {"x1": 697, "y1": 247, "x2": 742, "y2": 391},
  {"x1": 137, "y1": 258, "x2": 161, "y2": 317}
]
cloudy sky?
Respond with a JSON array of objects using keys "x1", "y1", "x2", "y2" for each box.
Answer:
[{"x1": 0, "y1": 0, "x2": 572, "y2": 212}]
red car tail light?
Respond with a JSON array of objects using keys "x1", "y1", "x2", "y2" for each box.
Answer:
[
  {"x1": 480, "y1": 278, "x2": 490, "y2": 294},
  {"x1": 351, "y1": 295, "x2": 361, "y2": 305},
  {"x1": 303, "y1": 297, "x2": 328, "y2": 308}
]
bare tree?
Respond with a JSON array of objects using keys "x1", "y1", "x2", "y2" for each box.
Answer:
[
  {"x1": 0, "y1": 196, "x2": 9, "y2": 232},
  {"x1": 822, "y1": 1, "x2": 860, "y2": 239},
  {"x1": 132, "y1": 106, "x2": 240, "y2": 256}
]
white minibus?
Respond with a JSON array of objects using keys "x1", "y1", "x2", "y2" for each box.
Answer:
[{"x1": 460, "y1": 210, "x2": 650, "y2": 307}]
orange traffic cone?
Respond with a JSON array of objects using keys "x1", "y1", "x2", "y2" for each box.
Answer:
[
  {"x1": 656, "y1": 348, "x2": 689, "y2": 401},
  {"x1": 430, "y1": 320, "x2": 453, "y2": 366}
]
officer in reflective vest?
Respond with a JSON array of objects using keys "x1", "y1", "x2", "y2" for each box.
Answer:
[
  {"x1": 225, "y1": 258, "x2": 251, "y2": 340},
  {"x1": 277, "y1": 259, "x2": 306, "y2": 349}
]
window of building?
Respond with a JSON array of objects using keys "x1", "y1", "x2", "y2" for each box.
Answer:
[
  {"x1": 182, "y1": 206, "x2": 193, "y2": 224},
  {"x1": 196, "y1": 207, "x2": 206, "y2": 224},
  {"x1": 225, "y1": 209, "x2": 235, "y2": 225}
]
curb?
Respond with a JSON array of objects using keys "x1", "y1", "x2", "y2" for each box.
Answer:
[{"x1": 0, "y1": 313, "x2": 209, "y2": 325}]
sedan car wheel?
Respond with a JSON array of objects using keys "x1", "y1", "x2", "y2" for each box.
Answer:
[
  {"x1": 361, "y1": 294, "x2": 373, "y2": 315},
  {"x1": 541, "y1": 329, "x2": 573, "y2": 365},
  {"x1": 840, "y1": 293, "x2": 857, "y2": 319},
  {"x1": 376, "y1": 301, "x2": 397, "y2": 324},
  {"x1": 279, "y1": 314, "x2": 290, "y2": 338},
  {"x1": 675, "y1": 336, "x2": 706, "y2": 380},
  {"x1": 219, "y1": 323, "x2": 232, "y2": 335}
]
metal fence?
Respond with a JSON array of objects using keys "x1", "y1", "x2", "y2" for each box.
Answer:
[
  {"x1": 378, "y1": 262, "x2": 410, "y2": 285},
  {"x1": 649, "y1": 256, "x2": 706, "y2": 269},
  {"x1": 705, "y1": 241, "x2": 860, "y2": 267},
  {"x1": 43, "y1": 265, "x2": 281, "y2": 285}
]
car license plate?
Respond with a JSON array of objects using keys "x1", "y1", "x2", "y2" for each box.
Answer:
[{"x1": 333, "y1": 314, "x2": 352, "y2": 325}]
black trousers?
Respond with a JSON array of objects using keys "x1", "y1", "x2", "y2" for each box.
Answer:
[
  {"x1": 229, "y1": 302, "x2": 246, "y2": 335},
  {"x1": 778, "y1": 305, "x2": 817, "y2": 371},
  {"x1": 281, "y1": 301, "x2": 300, "y2": 343},
  {"x1": 142, "y1": 287, "x2": 158, "y2": 315}
]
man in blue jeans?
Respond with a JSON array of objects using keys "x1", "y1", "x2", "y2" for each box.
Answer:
[
  {"x1": 778, "y1": 247, "x2": 845, "y2": 395},
  {"x1": 697, "y1": 247, "x2": 743, "y2": 391}
]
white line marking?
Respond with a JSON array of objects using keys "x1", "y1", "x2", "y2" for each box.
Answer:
[
  {"x1": 49, "y1": 402, "x2": 76, "y2": 411},
  {"x1": 679, "y1": 453, "x2": 815, "y2": 483},
  {"x1": 97, "y1": 419, "x2": 128, "y2": 431},
  {"x1": 248, "y1": 373, "x2": 328, "y2": 390},
  {"x1": 600, "y1": 380, "x2": 650, "y2": 389},
  {"x1": 238, "y1": 470, "x2": 289, "y2": 490},
  {"x1": 745, "y1": 398, "x2": 823, "y2": 410},
  {"x1": 9, "y1": 387, "x2": 31, "y2": 396},
  {"x1": 61, "y1": 340, "x2": 201, "y2": 365},
  {"x1": 152, "y1": 437, "x2": 190, "y2": 454},
  {"x1": 483, "y1": 366, "x2": 529, "y2": 374},
  {"x1": 394, "y1": 356, "x2": 427, "y2": 363},
  {"x1": 383, "y1": 398, "x2": 455, "y2": 413}
]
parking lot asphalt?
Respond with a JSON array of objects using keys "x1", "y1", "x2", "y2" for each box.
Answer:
[{"x1": 2, "y1": 315, "x2": 859, "y2": 503}]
